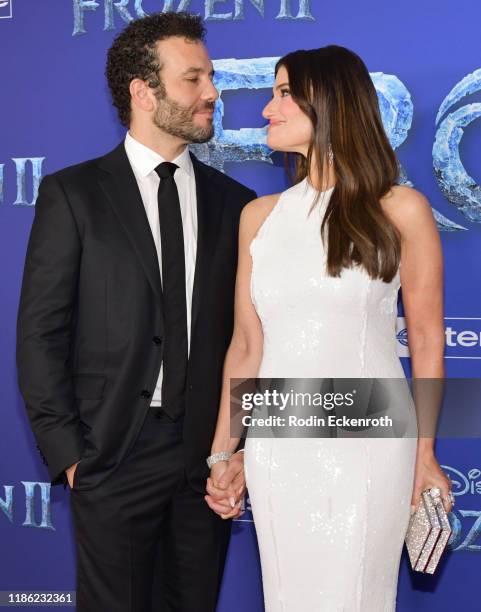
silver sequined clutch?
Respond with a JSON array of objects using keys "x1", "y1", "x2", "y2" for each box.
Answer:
[{"x1": 405, "y1": 488, "x2": 452, "y2": 574}]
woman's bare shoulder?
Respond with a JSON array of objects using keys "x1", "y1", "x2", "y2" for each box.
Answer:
[
  {"x1": 380, "y1": 185, "x2": 434, "y2": 235},
  {"x1": 240, "y1": 193, "x2": 283, "y2": 238}
]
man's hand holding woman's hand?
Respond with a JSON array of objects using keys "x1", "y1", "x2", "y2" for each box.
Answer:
[{"x1": 204, "y1": 452, "x2": 246, "y2": 519}]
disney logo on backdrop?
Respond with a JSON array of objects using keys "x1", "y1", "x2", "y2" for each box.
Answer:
[
  {"x1": 442, "y1": 465, "x2": 481, "y2": 552},
  {"x1": 444, "y1": 466, "x2": 481, "y2": 496},
  {"x1": 0, "y1": 0, "x2": 12, "y2": 19},
  {"x1": 73, "y1": 0, "x2": 314, "y2": 35}
]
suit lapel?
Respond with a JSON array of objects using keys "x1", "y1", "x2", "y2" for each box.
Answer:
[
  {"x1": 96, "y1": 143, "x2": 226, "y2": 341},
  {"x1": 190, "y1": 152, "x2": 226, "y2": 339},
  {"x1": 97, "y1": 142, "x2": 164, "y2": 313}
]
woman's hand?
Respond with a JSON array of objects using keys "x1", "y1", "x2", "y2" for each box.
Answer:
[
  {"x1": 411, "y1": 449, "x2": 453, "y2": 514},
  {"x1": 204, "y1": 455, "x2": 246, "y2": 519}
]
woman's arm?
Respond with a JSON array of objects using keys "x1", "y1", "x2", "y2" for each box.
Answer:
[
  {"x1": 384, "y1": 185, "x2": 452, "y2": 511},
  {"x1": 390, "y1": 186, "x2": 445, "y2": 448},
  {"x1": 204, "y1": 195, "x2": 279, "y2": 518},
  {"x1": 210, "y1": 196, "x2": 279, "y2": 456}
]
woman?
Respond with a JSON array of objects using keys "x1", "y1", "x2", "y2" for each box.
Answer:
[{"x1": 205, "y1": 45, "x2": 453, "y2": 610}]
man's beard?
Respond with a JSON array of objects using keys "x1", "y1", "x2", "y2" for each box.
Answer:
[{"x1": 152, "y1": 86, "x2": 215, "y2": 144}]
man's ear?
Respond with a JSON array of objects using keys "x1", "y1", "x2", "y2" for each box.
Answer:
[{"x1": 129, "y1": 78, "x2": 156, "y2": 114}]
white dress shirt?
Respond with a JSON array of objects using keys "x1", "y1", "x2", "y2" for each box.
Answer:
[{"x1": 124, "y1": 131, "x2": 197, "y2": 407}]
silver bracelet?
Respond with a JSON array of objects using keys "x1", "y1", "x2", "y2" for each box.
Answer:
[{"x1": 206, "y1": 451, "x2": 232, "y2": 469}]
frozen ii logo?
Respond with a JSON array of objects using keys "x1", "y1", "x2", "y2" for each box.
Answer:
[
  {"x1": 0, "y1": 482, "x2": 53, "y2": 530},
  {"x1": 1, "y1": 465, "x2": 481, "y2": 554},
  {"x1": 0, "y1": 0, "x2": 13, "y2": 20},
  {"x1": 72, "y1": 0, "x2": 314, "y2": 35},
  {"x1": 1, "y1": 1, "x2": 480, "y2": 231},
  {"x1": 187, "y1": 58, "x2": 480, "y2": 233},
  {"x1": 2, "y1": 59, "x2": 479, "y2": 234},
  {"x1": 433, "y1": 69, "x2": 481, "y2": 228}
]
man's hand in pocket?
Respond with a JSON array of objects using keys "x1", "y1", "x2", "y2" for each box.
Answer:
[{"x1": 65, "y1": 461, "x2": 80, "y2": 489}]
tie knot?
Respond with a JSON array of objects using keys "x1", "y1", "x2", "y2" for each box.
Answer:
[{"x1": 155, "y1": 162, "x2": 178, "y2": 179}]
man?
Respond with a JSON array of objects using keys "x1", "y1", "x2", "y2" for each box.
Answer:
[{"x1": 16, "y1": 11, "x2": 255, "y2": 611}]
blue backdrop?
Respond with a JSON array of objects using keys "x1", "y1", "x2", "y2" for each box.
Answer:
[{"x1": 1, "y1": 1, "x2": 480, "y2": 610}]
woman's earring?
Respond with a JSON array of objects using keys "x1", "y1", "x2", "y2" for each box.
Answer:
[{"x1": 328, "y1": 143, "x2": 334, "y2": 166}]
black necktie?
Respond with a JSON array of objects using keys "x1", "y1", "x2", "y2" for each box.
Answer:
[{"x1": 155, "y1": 162, "x2": 188, "y2": 421}]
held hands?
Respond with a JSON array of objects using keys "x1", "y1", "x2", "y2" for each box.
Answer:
[
  {"x1": 204, "y1": 452, "x2": 246, "y2": 520},
  {"x1": 411, "y1": 450, "x2": 454, "y2": 515},
  {"x1": 65, "y1": 461, "x2": 80, "y2": 489}
]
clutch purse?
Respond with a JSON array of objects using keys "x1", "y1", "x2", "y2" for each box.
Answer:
[{"x1": 404, "y1": 487, "x2": 452, "y2": 574}]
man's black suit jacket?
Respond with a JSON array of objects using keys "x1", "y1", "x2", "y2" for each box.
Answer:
[{"x1": 16, "y1": 141, "x2": 256, "y2": 493}]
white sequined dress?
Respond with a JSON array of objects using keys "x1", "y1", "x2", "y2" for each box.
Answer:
[{"x1": 243, "y1": 177, "x2": 418, "y2": 611}]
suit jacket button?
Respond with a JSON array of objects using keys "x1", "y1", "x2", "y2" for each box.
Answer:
[
  {"x1": 152, "y1": 336, "x2": 162, "y2": 345},
  {"x1": 140, "y1": 389, "x2": 152, "y2": 399}
]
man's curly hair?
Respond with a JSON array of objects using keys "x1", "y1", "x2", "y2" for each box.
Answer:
[{"x1": 106, "y1": 11, "x2": 206, "y2": 127}]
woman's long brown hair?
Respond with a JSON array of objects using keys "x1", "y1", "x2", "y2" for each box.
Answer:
[{"x1": 276, "y1": 45, "x2": 401, "y2": 282}]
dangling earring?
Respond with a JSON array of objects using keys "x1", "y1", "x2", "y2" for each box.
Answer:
[{"x1": 328, "y1": 143, "x2": 334, "y2": 166}]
